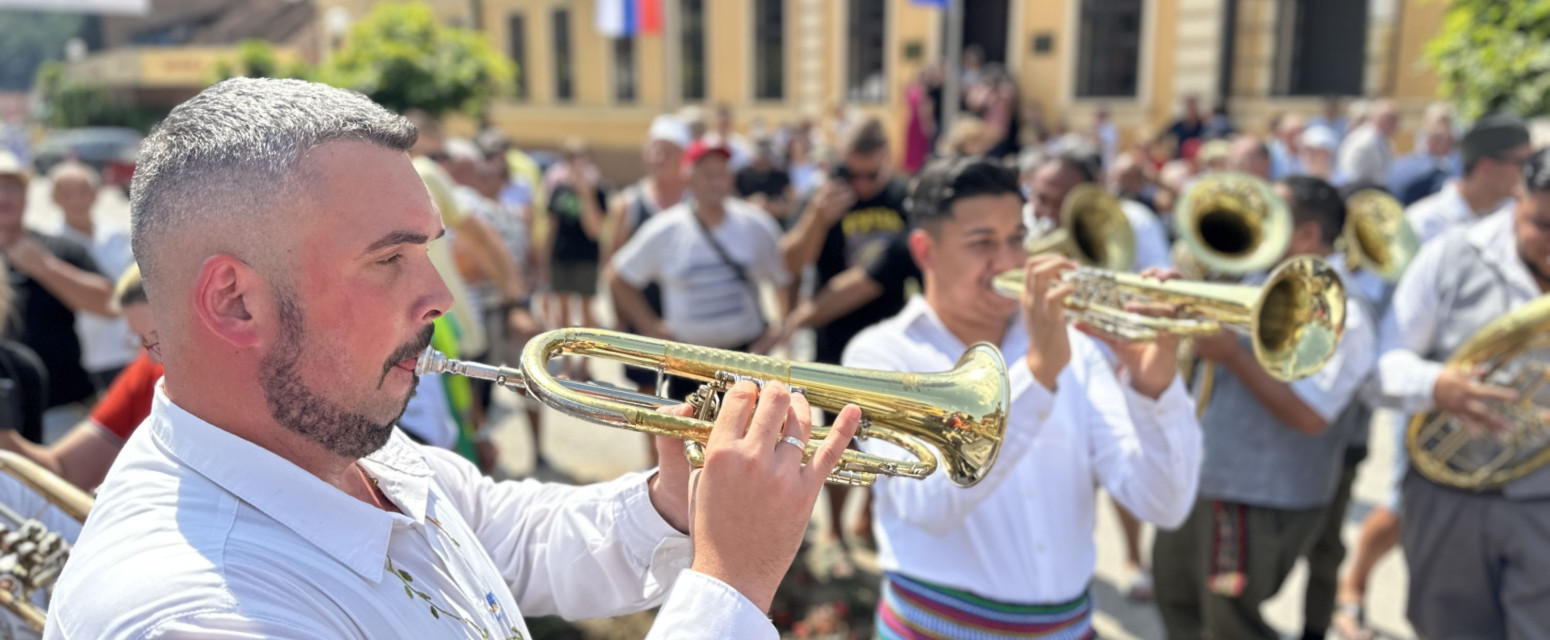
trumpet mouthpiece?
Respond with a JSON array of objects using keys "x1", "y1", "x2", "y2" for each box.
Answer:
[{"x1": 415, "y1": 347, "x2": 449, "y2": 376}]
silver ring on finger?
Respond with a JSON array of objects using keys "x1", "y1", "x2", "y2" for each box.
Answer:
[{"x1": 777, "y1": 435, "x2": 806, "y2": 453}]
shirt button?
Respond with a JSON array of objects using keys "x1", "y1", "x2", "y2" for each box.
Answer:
[
  {"x1": 1037, "y1": 410, "x2": 1050, "y2": 421},
  {"x1": 1036, "y1": 543, "x2": 1046, "y2": 552}
]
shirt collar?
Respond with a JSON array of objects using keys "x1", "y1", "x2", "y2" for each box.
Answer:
[
  {"x1": 1466, "y1": 209, "x2": 1542, "y2": 299},
  {"x1": 898, "y1": 296, "x2": 1028, "y2": 357},
  {"x1": 148, "y1": 383, "x2": 435, "y2": 582}
]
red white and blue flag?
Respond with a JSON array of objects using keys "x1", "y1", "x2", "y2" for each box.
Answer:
[{"x1": 596, "y1": 0, "x2": 663, "y2": 38}]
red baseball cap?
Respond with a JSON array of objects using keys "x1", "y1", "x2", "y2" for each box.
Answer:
[{"x1": 681, "y1": 138, "x2": 731, "y2": 169}]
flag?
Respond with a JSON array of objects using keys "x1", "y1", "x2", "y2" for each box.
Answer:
[
  {"x1": 596, "y1": 0, "x2": 662, "y2": 37},
  {"x1": 911, "y1": 0, "x2": 948, "y2": 7}
]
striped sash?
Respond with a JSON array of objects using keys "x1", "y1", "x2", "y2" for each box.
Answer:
[{"x1": 876, "y1": 572, "x2": 1095, "y2": 640}]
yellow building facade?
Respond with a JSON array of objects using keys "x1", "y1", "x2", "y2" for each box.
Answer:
[{"x1": 314, "y1": 0, "x2": 1452, "y2": 175}]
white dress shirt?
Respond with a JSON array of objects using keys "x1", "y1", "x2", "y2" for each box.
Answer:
[
  {"x1": 1375, "y1": 210, "x2": 1542, "y2": 414},
  {"x1": 1405, "y1": 181, "x2": 1514, "y2": 246},
  {"x1": 842, "y1": 298, "x2": 1201, "y2": 604},
  {"x1": 53, "y1": 222, "x2": 138, "y2": 373},
  {"x1": 1337, "y1": 124, "x2": 1393, "y2": 186},
  {"x1": 46, "y1": 386, "x2": 775, "y2": 639}
]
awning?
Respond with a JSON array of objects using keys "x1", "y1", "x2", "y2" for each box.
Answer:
[{"x1": 0, "y1": 0, "x2": 150, "y2": 16}]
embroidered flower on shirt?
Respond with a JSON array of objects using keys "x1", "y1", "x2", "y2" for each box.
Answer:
[{"x1": 386, "y1": 556, "x2": 524, "y2": 639}]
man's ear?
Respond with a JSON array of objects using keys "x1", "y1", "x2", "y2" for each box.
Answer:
[
  {"x1": 191, "y1": 255, "x2": 265, "y2": 349},
  {"x1": 907, "y1": 228, "x2": 934, "y2": 274}
]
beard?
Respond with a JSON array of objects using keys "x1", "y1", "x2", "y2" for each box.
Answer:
[{"x1": 259, "y1": 292, "x2": 432, "y2": 460}]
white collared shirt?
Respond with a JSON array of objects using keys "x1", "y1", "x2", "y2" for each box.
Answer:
[
  {"x1": 46, "y1": 386, "x2": 775, "y2": 639},
  {"x1": 1375, "y1": 210, "x2": 1542, "y2": 414},
  {"x1": 842, "y1": 298, "x2": 1201, "y2": 604},
  {"x1": 1405, "y1": 181, "x2": 1514, "y2": 247}
]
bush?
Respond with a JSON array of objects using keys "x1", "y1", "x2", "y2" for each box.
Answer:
[{"x1": 1427, "y1": 0, "x2": 1550, "y2": 120}]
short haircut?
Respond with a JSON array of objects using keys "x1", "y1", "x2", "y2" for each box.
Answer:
[
  {"x1": 1278, "y1": 175, "x2": 1346, "y2": 246},
  {"x1": 1525, "y1": 147, "x2": 1550, "y2": 193},
  {"x1": 129, "y1": 78, "x2": 416, "y2": 297},
  {"x1": 114, "y1": 263, "x2": 147, "y2": 309},
  {"x1": 905, "y1": 156, "x2": 1022, "y2": 232},
  {"x1": 48, "y1": 161, "x2": 100, "y2": 189},
  {"x1": 843, "y1": 117, "x2": 889, "y2": 156},
  {"x1": 1040, "y1": 148, "x2": 1100, "y2": 184}
]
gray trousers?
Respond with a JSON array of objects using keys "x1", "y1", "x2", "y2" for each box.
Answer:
[
  {"x1": 1304, "y1": 447, "x2": 1363, "y2": 638},
  {"x1": 1403, "y1": 472, "x2": 1550, "y2": 640}
]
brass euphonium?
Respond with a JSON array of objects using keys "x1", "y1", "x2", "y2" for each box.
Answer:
[
  {"x1": 1027, "y1": 183, "x2": 1136, "y2": 271},
  {"x1": 0, "y1": 451, "x2": 92, "y2": 631},
  {"x1": 1408, "y1": 295, "x2": 1550, "y2": 490},
  {"x1": 993, "y1": 256, "x2": 1347, "y2": 381},
  {"x1": 418, "y1": 328, "x2": 1011, "y2": 487},
  {"x1": 1341, "y1": 188, "x2": 1420, "y2": 283},
  {"x1": 1175, "y1": 172, "x2": 1293, "y2": 276}
]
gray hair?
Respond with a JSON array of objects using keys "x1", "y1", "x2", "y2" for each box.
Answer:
[
  {"x1": 129, "y1": 78, "x2": 416, "y2": 297},
  {"x1": 47, "y1": 161, "x2": 100, "y2": 189}
]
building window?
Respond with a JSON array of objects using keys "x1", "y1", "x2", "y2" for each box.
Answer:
[
  {"x1": 846, "y1": 0, "x2": 886, "y2": 102},
  {"x1": 552, "y1": 9, "x2": 574, "y2": 102},
  {"x1": 753, "y1": 0, "x2": 784, "y2": 100},
  {"x1": 1075, "y1": 0, "x2": 1142, "y2": 98},
  {"x1": 507, "y1": 13, "x2": 528, "y2": 100},
  {"x1": 613, "y1": 38, "x2": 637, "y2": 102},
  {"x1": 681, "y1": 0, "x2": 706, "y2": 101},
  {"x1": 1274, "y1": 0, "x2": 1367, "y2": 96}
]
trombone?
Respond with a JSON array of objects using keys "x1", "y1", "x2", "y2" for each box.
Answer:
[
  {"x1": 0, "y1": 451, "x2": 93, "y2": 632},
  {"x1": 992, "y1": 256, "x2": 1347, "y2": 381},
  {"x1": 418, "y1": 328, "x2": 1012, "y2": 487},
  {"x1": 1027, "y1": 183, "x2": 1136, "y2": 272},
  {"x1": 1342, "y1": 188, "x2": 1420, "y2": 283}
]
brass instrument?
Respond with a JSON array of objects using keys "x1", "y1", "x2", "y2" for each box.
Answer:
[
  {"x1": 992, "y1": 256, "x2": 1347, "y2": 381},
  {"x1": 1027, "y1": 183, "x2": 1136, "y2": 271},
  {"x1": 417, "y1": 328, "x2": 1011, "y2": 487},
  {"x1": 0, "y1": 452, "x2": 92, "y2": 631},
  {"x1": 1408, "y1": 295, "x2": 1550, "y2": 490},
  {"x1": 1341, "y1": 188, "x2": 1420, "y2": 283},
  {"x1": 1175, "y1": 172, "x2": 1292, "y2": 276}
]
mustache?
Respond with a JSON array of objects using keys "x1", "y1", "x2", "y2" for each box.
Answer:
[{"x1": 379, "y1": 324, "x2": 436, "y2": 389}]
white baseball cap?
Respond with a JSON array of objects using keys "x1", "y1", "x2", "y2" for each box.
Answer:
[
  {"x1": 0, "y1": 152, "x2": 28, "y2": 185},
  {"x1": 1300, "y1": 125, "x2": 1338, "y2": 152},
  {"x1": 647, "y1": 114, "x2": 691, "y2": 149}
]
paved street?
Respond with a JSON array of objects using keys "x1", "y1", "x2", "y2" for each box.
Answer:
[{"x1": 31, "y1": 182, "x2": 1415, "y2": 639}]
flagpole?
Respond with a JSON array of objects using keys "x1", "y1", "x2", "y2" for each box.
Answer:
[{"x1": 941, "y1": 0, "x2": 963, "y2": 136}]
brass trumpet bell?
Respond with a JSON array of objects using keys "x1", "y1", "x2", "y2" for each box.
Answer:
[
  {"x1": 1342, "y1": 188, "x2": 1420, "y2": 283},
  {"x1": 418, "y1": 329, "x2": 1011, "y2": 487},
  {"x1": 1176, "y1": 172, "x2": 1292, "y2": 276},
  {"x1": 1027, "y1": 183, "x2": 1136, "y2": 272}
]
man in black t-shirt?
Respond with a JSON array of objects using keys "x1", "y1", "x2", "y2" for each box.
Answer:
[
  {"x1": 1168, "y1": 95, "x2": 1206, "y2": 159},
  {"x1": 0, "y1": 153, "x2": 113, "y2": 441},
  {"x1": 779, "y1": 118, "x2": 909, "y2": 366}
]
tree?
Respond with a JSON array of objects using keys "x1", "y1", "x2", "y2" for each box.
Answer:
[
  {"x1": 1427, "y1": 0, "x2": 1550, "y2": 120},
  {"x1": 321, "y1": 3, "x2": 515, "y2": 118},
  {"x1": 213, "y1": 40, "x2": 315, "y2": 82},
  {"x1": 32, "y1": 61, "x2": 158, "y2": 131}
]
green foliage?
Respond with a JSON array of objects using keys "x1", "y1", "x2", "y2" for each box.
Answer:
[
  {"x1": 213, "y1": 40, "x2": 314, "y2": 82},
  {"x1": 0, "y1": 11, "x2": 86, "y2": 91},
  {"x1": 1426, "y1": 0, "x2": 1550, "y2": 120},
  {"x1": 32, "y1": 61, "x2": 159, "y2": 132},
  {"x1": 321, "y1": 2, "x2": 515, "y2": 118}
]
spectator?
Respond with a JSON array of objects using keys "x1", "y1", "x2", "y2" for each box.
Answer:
[
  {"x1": 959, "y1": 44, "x2": 985, "y2": 89},
  {"x1": 0, "y1": 152, "x2": 112, "y2": 442},
  {"x1": 1406, "y1": 114, "x2": 1531, "y2": 245},
  {"x1": 1167, "y1": 95, "x2": 1207, "y2": 158},
  {"x1": 1094, "y1": 107, "x2": 1120, "y2": 171},
  {"x1": 0, "y1": 254, "x2": 46, "y2": 445},
  {"x1": 541, "y1": 138, "x2": 609, "y2": 382},
  {"x1": 713, "y1": 103, "x2": 754, "y2": 170},
  {"x1": 1019, "y1": 100, "x2": 1051, "y2": 151},
  {"x1": 1229, "y1": 135, "x2": 1273, "y2": 181},
  {"x1": 1338, "y1": 99, "x2": 1398, "y2": 185},
  {"x1": 48, "y1": 162, "x2": 136, "y2": 392},
  {"x1": 937, "y1": 116, "x2": 995, "y2": 158},
  {"x1": 1299, "y1": 125, "x2": 1344, "y2": 185},
  {"x1": 786, "y1": 134, "x2": 823, "y2": 200},
  {"x1": 735, "y1": 139, "x2": 795, "y2": 225},
  {"x1": 967, "y1": 64, "x2": 1019, "y2": 158},
  {"x1": 1388, "y1": 120, "x2": 1456, "y2": 206},
  {"x1": 1025, "y1": 149, "x2": 1172, "y2": 271},
  {"x1": 902, "y1": 66, "x2": 939, "y2": 174},
  {"x1": 1269, "y1": 114, "x2": 1306, "y2": 179},
  {"x1": 1307, "y1": 95, "x2": 1350, "y2": 142},
  {"x1": 1204, "y1": 102, "x2": 1237, "y2": 139}
]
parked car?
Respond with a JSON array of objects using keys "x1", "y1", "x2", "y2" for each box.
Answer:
[{"x1": 32, "y1": 127, "x2": 142, "y2": 192}]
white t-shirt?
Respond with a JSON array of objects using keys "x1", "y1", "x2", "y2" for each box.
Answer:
[
  {"x1": 56, "y1": 223, "x2": 138, "y2": 374},
  {"x1": 612, "y1": 200, "x2": 790, "y2": 348}
]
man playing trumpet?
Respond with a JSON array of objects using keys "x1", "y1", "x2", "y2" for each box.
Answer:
[{"x1": 842, "y1": 156, "x2": 1202, "y2": 639}]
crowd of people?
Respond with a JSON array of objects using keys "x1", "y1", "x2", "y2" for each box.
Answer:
[{"x1": 0, "y1": 66, "x2": 1545, "y2": 640}]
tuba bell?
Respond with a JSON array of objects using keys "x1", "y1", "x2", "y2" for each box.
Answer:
[
  {"x1": 0, "y1": 451, "x2": 92, "y2": 632},
  {"x1": 1175, "y1": 172, "x2": 1292, "y2": 276},
  {"x1": 1408, "y1": 295, "x2": 1550, "y2": 490},
  {"x1": 1341, "y1": 188, "x2": 1420, "y2": 283},
  {"x1": 1026, "y1": 183, "x2": 1136, "y2": 272},
  {"x1": 993, "y1": 256, "x2": 1347, "y2": 381},
  {"x1": 419, "y1": 328, "x2": 1011, "y2": 487}
]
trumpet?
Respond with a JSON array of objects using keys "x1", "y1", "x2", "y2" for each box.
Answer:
[
  {"x1": 0, "y1": 451, "x2": 92, "y2": 631},
  {"x1": 1175, "y1": 172, "x2": 1292, "y2": 276},
  {"x1": 1342, "y1": 188, "x2": 1420, "y2": 283},
  {"x1": 1027, "y1": 183, "x2": 1136, "y2": 272},
  {"x1": 992, "y1": 256, "x2": 1347, "y2": 381},
  {"x1": 417, "y1": 328, "x2": 1011, "y2": 487}
]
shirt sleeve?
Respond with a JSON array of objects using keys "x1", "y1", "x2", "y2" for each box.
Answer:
[
  {"x1": 422, "y1": 448, "x2": 694, "y2": 620},
  {"x1": 1373, "y1": 240, "x2": 1447, "y2": 413},
  {"x1": 644, "y1": 570, "x2": 778, "y2": 640},
  {"x1": 1122, "y1": 201, "x2": 1172, "y2": 270},
  {"x1": 50, "y1": 235, "x2": 101, "y2": 275},
  {"x1": 843, "y1": 329, "x2": 1054, "y2": 537},
  {"x1": 88, "y1": 354, "x2": 160, "y2": 441},
  {"x1": 1081, "y1": 336, "x2": 1202, "y2": 530},
  {"x1": 1288, "y1": 295, "x2": 1378, "y2": 423},
  {"x1": 611, "y1": 217, "x2": 667, "y2": 289}
]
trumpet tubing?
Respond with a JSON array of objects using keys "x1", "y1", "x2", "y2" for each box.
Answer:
[
  {"x1": 0, "y1": 451, "x2": 93, "y2": 631},
  {"x1": 419, "y1": 328, "x2": 1012, "y2": 487}
]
